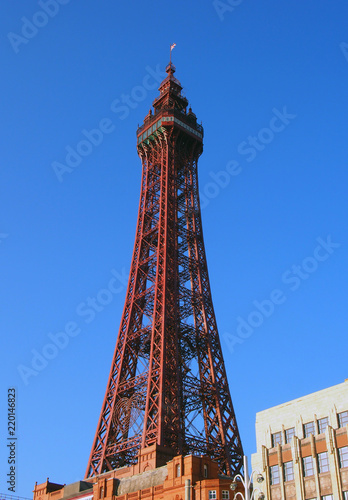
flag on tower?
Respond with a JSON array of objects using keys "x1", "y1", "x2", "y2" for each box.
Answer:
[{"x1": 170, "y1": 43, "x2": 176, "y2": 51}]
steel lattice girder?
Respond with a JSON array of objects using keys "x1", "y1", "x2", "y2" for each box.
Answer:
[{"x1": 86, "y1": 66, "x2": 243, "y2": 479}]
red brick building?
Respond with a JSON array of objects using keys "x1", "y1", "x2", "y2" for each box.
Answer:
[{"x1": 34, "y1": 448, "x2": 241, "y2": 500}]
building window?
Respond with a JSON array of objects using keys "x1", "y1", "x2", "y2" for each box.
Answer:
[
  {"x1": 283, "y1": 461, "x2": 294, "y2": 482},
  {"x1": 343, "y1": 492, "x2": 348, "y2": 500},
  {"x1": 321, "y1": 496, "x2": 333, "y2": 500},
  {"x1": 270, "y1": 465, "x2": 280, "y2": 485},
  {"x1": 222, "y1": 491, "x2": 229, "y2": 499},
  {"x1": 285, "y1": 427, "x2": 295, "y2": 443},
  {"x1": 318, "y1": 417, "x2": 329, "y2": 434},
  {"x1": 209, "y1": 491, "x2": 217, "y2": 500},
  {"x1": 176, "y1": 463, "x2": 181, "y2": 477},
  {"x1": 304, "y1": 421, "x2": 316, "y2": 437},
  {"x1": 303, "y1": 456, "x2": 314, "y2": 476},
  {"x1": 203, "y1": 464, "x2": 208, "y2": 478},
  {"x1": 318, "y1": 451, "x2": 330, "y2": 473},
  {"x1": 272, "y1": 432, "x2": 282, "y2": 447},
  {"x1": 338, "y1": 411, "x2": 348, "y2": 428},
  {"x1": 339, "y1": 446, "x2": 348, "y2": 468}
]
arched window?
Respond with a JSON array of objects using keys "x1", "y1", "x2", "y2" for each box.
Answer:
[{"x1": 176, "y1": 463, "x2": 181, "y2": 477}]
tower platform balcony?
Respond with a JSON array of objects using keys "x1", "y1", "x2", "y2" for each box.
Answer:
[{"x1": 136, "y1": 108, "x2": 203, "y2": 146}]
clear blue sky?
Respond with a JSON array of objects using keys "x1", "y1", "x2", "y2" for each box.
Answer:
[{"x1": 1, "y1": 1, "x2": 348, "y2": 496}]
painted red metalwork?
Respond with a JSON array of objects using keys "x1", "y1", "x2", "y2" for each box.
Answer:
[{"x1": 85, "y1": 62, "x2": 243, "y2": 478}]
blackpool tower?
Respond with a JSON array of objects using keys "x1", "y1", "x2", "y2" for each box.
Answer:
[{"x1": 85, "y1": 61, "x2": 243, "y2": 479}]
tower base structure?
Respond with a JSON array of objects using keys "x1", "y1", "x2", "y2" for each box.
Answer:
[{"x1": 34, "y1": 450, "x2": 243, "y2": 500}]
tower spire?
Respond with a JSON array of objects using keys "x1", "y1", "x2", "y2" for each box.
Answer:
[{"x1": 85, "y1": 63, "x2": 243, "y2": 479}]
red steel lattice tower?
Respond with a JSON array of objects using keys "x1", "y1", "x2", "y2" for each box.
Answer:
[{"x1": 86, "y1": 62, "x2": 243, "y2": 479}]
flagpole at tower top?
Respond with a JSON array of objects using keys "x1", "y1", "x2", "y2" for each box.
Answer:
[{"x1": 170, "y1": 43, "x2": 176, "y2": 64}]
